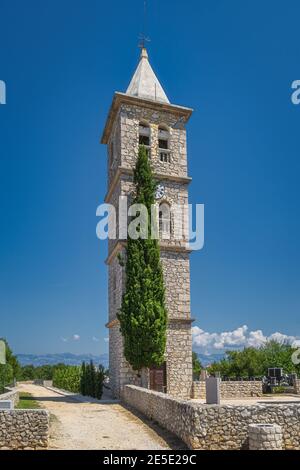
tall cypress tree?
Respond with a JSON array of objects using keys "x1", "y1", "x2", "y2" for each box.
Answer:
[
  {"x1": 90, "y1": 360, "x2": 96, "y2": 397},
  {"x1": 117, "y1": 145, "x2": 167, "y2": 371},
  {"x1": 80, "y1": 361, "x2": 86, "y2": 396}
]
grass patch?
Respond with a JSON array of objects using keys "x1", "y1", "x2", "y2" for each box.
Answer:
[{"x1": 16, "y1": 392, "x2": 41, "y2": 409}]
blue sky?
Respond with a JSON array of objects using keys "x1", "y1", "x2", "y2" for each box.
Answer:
[{"x1": 0, "y1": 0, "x2": 299, "y2": 355}]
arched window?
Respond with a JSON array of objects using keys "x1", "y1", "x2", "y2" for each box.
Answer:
[
  {"x1": 159, "y1": 202, "x2": 171, "y2": 239},
  {"x1": 139, "y1": 121, "x2": 151, "y2": 156},
  {"x1": 158, "y1": 125, "x2": 170, "y2": 163}
]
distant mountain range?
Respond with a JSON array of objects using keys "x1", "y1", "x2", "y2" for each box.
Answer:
[
  {"x1": 17, "y1": 353, "x2": 109, "y2": 368},
  {"x1": 196, "y1": 353, "x2": 225, "y2": 367},
  {"x1": 17, "y1": 352, "x2": 224, "y2": 369}
]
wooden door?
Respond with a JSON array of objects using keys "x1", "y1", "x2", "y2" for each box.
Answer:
[{"x1": 149, "y1": 363, "x2": 167, "y2": 393}]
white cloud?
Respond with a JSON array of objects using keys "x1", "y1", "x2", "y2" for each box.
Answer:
[
  {"x1": 192, "y1": 325, "x2": 300, "y2": 353},
  {"x1": 104, "y1": 337, "x2": 109, "y2": 343},
  {"x1": 247, "y1": 330, "x2": 267, "y2": 348},
  {"x1": 72, "y1": 334, "x2": 80, "y2": 341},
  {"x1": 92, "y1": 336, "x2": 100, "y2": 342},
  {"x1": 60, "y1": 337, "x2": 68, "y2": 343}
]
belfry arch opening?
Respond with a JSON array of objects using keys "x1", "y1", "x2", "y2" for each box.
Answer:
[
  {"x1": 139, "y1": 121, "x2": 151, "y2": 156},
  {"x1": 158, "y1": 124, "x2": 170, "y2": 162}
]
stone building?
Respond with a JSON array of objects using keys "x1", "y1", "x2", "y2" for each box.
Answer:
[{"x1": 101, "y1": 48, "x2": 194, "y2": 399}]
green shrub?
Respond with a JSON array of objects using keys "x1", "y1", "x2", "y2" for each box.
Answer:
[
  {"x1": 0, "y1": 364, "x2": 14, "y2": 393},
  {"x1": 95, "y1": 365, "x2": 106, "y2": 399},
  {"x1": 0, "y1": 338, "x2": 20, "y2": 391},
  {"x1": 272, "y1": 386, "x2": 286, "y2": 394},
  {"x1": 53, "y1": 361, "x2": 106, "y2": 399},
  {"x1": 53, "y1": 365, "x2": 81, "y2": 393},
  {"x1": 80, "y1": 361, "x2": 106, "y2": 399}
]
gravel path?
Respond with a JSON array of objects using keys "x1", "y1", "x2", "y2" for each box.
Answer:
[{"x1": 18, "y1": 383, "x2": 183, "y2": 450}]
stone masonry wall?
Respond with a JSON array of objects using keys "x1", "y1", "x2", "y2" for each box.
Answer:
[
  {"x1": 165, "y1": 320, "x2": 193, "y2": 399},
  {"x1": 0, "y1": 387, "x2": 19, "y2": 407},
  {"x1": 108, "y1": 111, "x2": 122, "y2": 187},
  {"x1": 107, "y1": 172, "x2": 190, "y2": 255},
  {"x1": 192, "y1": 381, "x2": 206, "y2": 399},
  {"x1": 109, "y1": 323, "x2": 143, "y2": 398},
  {"x1": 248, "y1": 424, "x2": 283, "y2": 450},
  {"x1": 221, "y1": 380, "x2": 263, "y2": 398},
  {"x1": 108, "y1": 253, "x2": 124, "y2": 323},
  {"x1": 122, "y1": 385, "x2": 300, "y2": 450},
  {"x1": 192, "y1": 380, "x2": 263, "y2": 399},
  {"x1": 161, "y1": 251, "x2": 191, "y2": 320},
  {"x1": 0, "y1": 410, "x2": 49, "y2": 449},
  {"x1": 108, "y1": 249, "x2": 193, "y2": 399},
  {"x1": 294, "y1": 379, "x2": 300, "y2": 394},
  {"x1": 34, "y1": 380, "x2": 53, "y2": 388},
  {"x1": 120, "y1": 104, "x2": 188, "y2": 178}
]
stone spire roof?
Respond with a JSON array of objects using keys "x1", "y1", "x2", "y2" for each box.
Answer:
[{"x1": 126, "y1": 48, "x2": 170, "y2": 104}]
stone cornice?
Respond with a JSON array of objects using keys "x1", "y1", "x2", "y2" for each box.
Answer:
[
  {"x1": 105, "y1": 241, "x2": 192, "y2": 265},
  {"x1": 168, "y1": 317, "x2": 196, "y2": 324},
  {"x1": 104, "y1": 166, "x2": 192, "y2": 203},
  {"x1": 106, "y1": 317, "x2": 195, "y2": 329},
  {"x1": 101, "y1": 92, "x2": 193, "y2": 145}
]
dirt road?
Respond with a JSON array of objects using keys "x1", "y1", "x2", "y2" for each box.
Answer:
[{"x1": 18, "y1": 383, "x2": 183, "y2": 450}]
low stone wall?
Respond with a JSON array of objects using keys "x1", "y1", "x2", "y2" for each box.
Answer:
[
  {"x1": 221, "y1": 380, "x2": 263, "y2": 398},
  {"x1": 192, "y1": 380, "x2": 263, "y2": 400},
  {"x1": 0, "y1": 410, "x2": 49, "y2": 449},
  {"x1": 192, "y1": 381, "x2": 206, "y2": 399},
  {"x1": 249, "y1": 424, "x2": 283, "y2": 450},
  {"x1": 122, "y1": 385, "x2": 300, "y2": 450},
  {"x1": 0, "y1": 387, "x2": 19, "y2": 407},
  {"x1": 294, "y1": 379, "x2": 300, "y2": 394},
  {"x1": 34, "y1": 379, "x2": 53, "y2": 387}
]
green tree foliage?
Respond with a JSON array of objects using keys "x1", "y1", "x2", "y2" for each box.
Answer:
[
  {"x1": 192, "y1": 352, "x2": 202, "y2": 378},
  {"x1": 18, "y1": 365, "x2": 36, "y2": 381},
  {"x1": 117, "y1": 145, "x2": 167, "y2": 371},
  {"x1": 0, "y1": 364, "x2": 14, "y2": 393},
  {"x1": 95, "y1": 365, "x2": 106, "y2": 399},
  {"x1": 80, "y1": 361, "x2": 86, "y2": 395},
  {"x1": 53, "y1": 365, "x2": 81, "y2": 393},
  {"x1": 18, "y1": 363, "x2": 66, "y2": 381},
  {"x1": 207, "y1": 341, "x2": 300, "y2": 378},
  {"x1": 85, "y1": 361, "x2": 92, "y2": 396},
  {"x1": 16, "y1": 360, "x2": 106, "y2": 399},
  {"x1": 80, "y1": 361, "x2": 106, "y2": 399},
  {"x1": 0, "y1": 338, "x2": 20, "y2": 392}
]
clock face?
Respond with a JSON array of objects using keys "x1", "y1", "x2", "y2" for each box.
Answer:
[{"x1": 155, "y1": 184, "x2": 165, "y2": 200}]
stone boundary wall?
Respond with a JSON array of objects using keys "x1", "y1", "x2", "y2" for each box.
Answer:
[
  {"x1": 0, "y1": 410, "x2": 49, "y2": 449},
  {"x1": 192, "y1": 381, "x2": 206, "y2": 399},
  {"x1": 0, "y1": 387, "x2": 19, "y2": 407},
  {"x1": 221, "y1": 380, "x2": 263, "y2": 398},
  {"x1": 249, "y1": 424, "x2": 283, "y2": 450},
  {"x1": 192, "y1": 380, "x2": 263, "y2": 399},
  {"x1": 122, "y1": 385, "x2": 300, "y2": 450},
  {"x1": 294, "y1": 379, "x2": 300, "y2": 394},
  {"x1": 34, "y1": 379, "x2": 53, "y2": 388}
]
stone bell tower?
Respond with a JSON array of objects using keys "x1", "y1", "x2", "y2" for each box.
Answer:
[{"x1": 101, "y1": 48, "x2": 193, "y2": 399}]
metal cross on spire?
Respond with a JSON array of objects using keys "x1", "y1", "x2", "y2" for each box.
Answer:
[{"x1": 138, "y1": 0, "x2": 151, "y2": 50}]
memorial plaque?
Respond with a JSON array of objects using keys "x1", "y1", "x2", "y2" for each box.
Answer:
[
  {"x1": 0, "y1": 400, "x2": 14, "y2": 410},
  {"x1": 206, "y1": 377, "x2": 221, "y2": 404}
]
